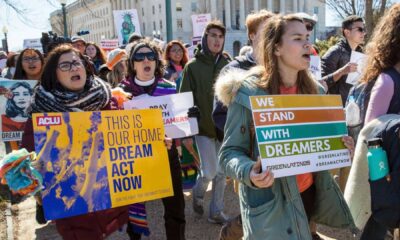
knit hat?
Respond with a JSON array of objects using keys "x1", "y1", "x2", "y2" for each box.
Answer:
[{"x1": 106, "y1": 48, "x2": 126, "y2": 70}]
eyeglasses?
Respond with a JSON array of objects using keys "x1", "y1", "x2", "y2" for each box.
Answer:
[
  {"x1": 22, "y1": 56, "x2": 41, "y2": 62},
  {"x1": 170, "y1": 48, "x2": 183, "y2": 53},
  {"x1": 58, "y1": 60, "x2": 84, "y2": 72},
  {"x1": 305, "y1": 23, "x2": 314, "y2": 32},
  {"x1": 132, "y1": 52, "x2": 157, "y2": 62},
  {"x1": 350, "y1": 27, "x2": 366, "y2": 33}
]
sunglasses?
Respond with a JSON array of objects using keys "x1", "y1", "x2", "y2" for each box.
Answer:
[
  {"x1": 350, "y1": 27, "x2": 366, "y2": 33},
  {"x1": 305, "y1": 23, "x2": 314, "y2": 31},
  {"x1": 132, "y1": 52, "x2": 157, "y2": 62}
]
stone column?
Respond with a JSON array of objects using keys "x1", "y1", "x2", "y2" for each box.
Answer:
[
  {"x1": 240, "y1": 0, "x2": 245, "y2": 29},
  {"x1": 280, "y1": 0, "x2": 286, "y2": 13},
  {"x1": 211, "y1": 0, "x2": 217, "y2": 19},
  {"x1": 254, "y1": 0, "x2": 259, "y2": 11},
  {"x1": 224, "y1": 0, "x2": 231, "y2": 29},
  {"x1": 267, "y1": 0, "x2": 273, "y2": 11},
  {"x1": 293, "y1": 0, "x2": 298, "y2": 12}
]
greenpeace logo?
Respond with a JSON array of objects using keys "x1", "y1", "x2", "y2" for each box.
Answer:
[{"x1": 36, "y1": 116, "x2": 62, "y2": 126}]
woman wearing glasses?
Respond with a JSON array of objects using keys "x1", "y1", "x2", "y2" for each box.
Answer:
[
  {"x1": 21, "y1": 44, "x2": 129, "y2": 239},
  {"x1": 13, "y1": 48, "x2": 44, "y2": 80},
  {"x1": 119, "y1": 39, "x2": 186, "y2": 240},
  {"x1": 163, "y1": 40, "x2": 188, "y2": 85}
]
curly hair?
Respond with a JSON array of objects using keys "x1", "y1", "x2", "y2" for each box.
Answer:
[
  {"x1": 127, "y1": 39, "x2": 165, "y2": 79},
  {"x1": 5, "y1": 81, "x2": 33, "y2": 118},
  {"x1": 359, "y1": 4, "x2": 400, "y2": 83},
  {"x1": 255, "y1": 14, "x2": 318, "y2": 94}
]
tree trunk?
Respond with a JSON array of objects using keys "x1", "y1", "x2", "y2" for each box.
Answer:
[{"x1": 365, "y1": 0, "x2": 374, "y2": 42}]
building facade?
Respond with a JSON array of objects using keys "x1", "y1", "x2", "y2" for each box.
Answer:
[{"x1": 50, "y1": 0, "x2": 326, "y2": 56}]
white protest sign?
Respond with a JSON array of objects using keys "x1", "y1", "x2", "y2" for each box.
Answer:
[
  {"x1": 309, "y1": 55, "x2": 322, "y2": 80},
  {"x1": 187, "y1": 46, "x2": 196, "y2": 59},
  {"x1": 100, "y1": 39, "x2": 119, "y2": 51},
  {"x1": 123, "y1": 92, "x2": 198, "y2": 138},
  {"x1": 346, "y1": 51, "x2": 367, "y2": 85},
  {"x1": 113, "y1": 9, "x2": 141, "y2": 46},
  {"x1": 191, "y1": 14, "x2": 211, "y2": 37},
  {"x1": 23, "y1": 39, "x2": 43, "y2": 53}
]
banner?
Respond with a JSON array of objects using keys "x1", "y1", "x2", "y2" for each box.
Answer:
[
  {"x1": 124, "y1": 92, "x2": 198, "y2": 138},
  {"x1": 113, "y1": 9, "x2": 141, "y2": 45},
  {"x1": 250, "y1": 95, "x2": 351, "y2": 178},
  {"x1": 32, "y1": 109, "x2": 173, "y2": 220},
  {"x1": 0, "y1": 79, "x2": 37, "y2": 141},
  {"x1": 23, "y1": 39, "x2": 43, "y2": 53},
  {"x1": 191, "y1": 14, "x2": 211, "y2": 38},
  {"x1": 346, "y1": 51, "x2": 367, "y2": 85}
]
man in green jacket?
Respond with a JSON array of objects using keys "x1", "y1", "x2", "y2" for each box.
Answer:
[{"x1": 179, "y1": 20, "x2": 230, "y2": 224}]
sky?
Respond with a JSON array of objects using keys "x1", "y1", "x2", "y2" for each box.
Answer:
[{"x1": 0, "y1": 0, "x2": 395, "y2": 51}]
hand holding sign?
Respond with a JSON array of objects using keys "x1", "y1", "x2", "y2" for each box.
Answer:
[{"x1": 250, "y1": 157, "x2": 274, "y2": 188}]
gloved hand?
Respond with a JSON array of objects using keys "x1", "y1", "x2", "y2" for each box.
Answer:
[{"x1": 187, "y1": 106, "x2": 200, "y2": 120}]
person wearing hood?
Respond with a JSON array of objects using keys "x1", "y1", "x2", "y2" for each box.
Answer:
[
  {"x1": 179, "y1": 20, "x2": 230, "y2": 224},
  {"x1": 212, "y1": 9, "x2": 274, "y2": 239},
  {"x1": 216, "y1": 14, "x2": 356, "y2": 240}
]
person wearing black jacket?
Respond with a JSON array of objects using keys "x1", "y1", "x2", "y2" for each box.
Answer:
[{"x1": 321, "y1": 15, "x2": 366, "y2": 106}]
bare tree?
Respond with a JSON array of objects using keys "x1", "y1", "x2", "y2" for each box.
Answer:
[
  {"x1": 320, "y1": 0, "x2": 391, "y2": 39},
  {"x1": 50, "y1": 12, "x2": 74, "y2": 37}
]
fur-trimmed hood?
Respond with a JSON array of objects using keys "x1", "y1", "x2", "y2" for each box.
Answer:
[{"x1": 214, "y1": 67, "x2": 262, "y2": 107}]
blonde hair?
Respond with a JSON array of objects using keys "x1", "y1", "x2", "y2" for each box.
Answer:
[
  {"x1": 107, "y1": 61, "x2": 126, "y2": 87},
  {"x1": 255, "y1": 14, "x2": 318, "y2": 94}
]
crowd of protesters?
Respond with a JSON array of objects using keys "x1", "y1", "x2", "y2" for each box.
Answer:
[{"x1": 0, "y1": 4, "x2": 400, "y2": 240}]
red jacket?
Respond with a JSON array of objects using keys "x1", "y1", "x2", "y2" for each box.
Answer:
[{"x1": 21, "y1": 99, "x2": 129, "y2": 240}]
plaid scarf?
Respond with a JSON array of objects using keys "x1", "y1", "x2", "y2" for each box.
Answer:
[{"x1": 30, "y1": 76, "x2": 112, "y2": 113}]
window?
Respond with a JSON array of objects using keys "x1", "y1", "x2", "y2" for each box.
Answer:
[
  {"x1": 159, "y1": 20, "x2": 163, "y2": 30},
  {"x1": 176, "y1": 2, "x2": 182, "y2": 11},
  {"x1": 159, "y1": 4, "x2": 162, "y2": 13},
  {"x1": 142, "y1": 8, "x2": 144, "y2": 16},
  {"x1": 153, "y1": 21, "x2": 156, "y2": 30},
  {"x1": 152, "y1": 5, "x2": 155, "y2": 14},
  {"x1": 143, "y1": 23, "x2": 146, "y2": 33},
  {"x1": 177, "y1": 19, "x2": 183, "y2": 29},
  {"x1": 191, "y1": 2, "x2": 197, "y2": 12}
]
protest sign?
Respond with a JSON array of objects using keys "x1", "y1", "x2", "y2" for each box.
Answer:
[
  {"x1": 100, "y1": 39, "x2": 119, "y2": 51},
  {"x1": 32, "y1": 109, "x2": 173, "y2": 220},
  {"x1": 309, "y1": 55, "x2": 322, "y2": 80},
  {"x1": 346, "y1": 51, "x2": 367, "y2": 85},
  {"x1": 23, "y1": 39, "x2": 43, "y2": 53},
  {"x1": 124, "y1": 92, "x2": 198, "y2": 138},
  {"x1": 0, "y1": 79, "x2": 37, "y2": 141},
  {"x1": 191, "y1": 14, "x2": 211, "y2": 37},
  {"x1": 250, "y1": 95, "x2": 351, "y2": 178},
  {"x1": 113, "y1": 9, "x2": 141, "y2": 45}
]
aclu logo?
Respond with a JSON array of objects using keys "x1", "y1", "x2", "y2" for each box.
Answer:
[{"x1": 36, "y1": 116, "x2": 62, "y2": 126}]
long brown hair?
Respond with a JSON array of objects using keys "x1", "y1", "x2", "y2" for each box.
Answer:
[
  {"x1": 13, "y1": 48, "x2": 44, "y2": 80},
  {"x1": 163, "y1": 40, "x2": 188, "y2": 67},
  {"x1": 255, "y1": 14, "x2": 318, "y2": 94},
  {"x1": 85, "y1": 42, "x2": 106, "y2": 64},
  {"x1": 359, "y1": 3, "x2": 400, "y2": 83}
]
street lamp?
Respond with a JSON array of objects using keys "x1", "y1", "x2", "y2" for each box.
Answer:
[
  {"x1": 2, "y1": 26, "x2": 8, "y2": 54},
  {"x1": 58, "y1": 0, "x2": 68, "y2": 38}
]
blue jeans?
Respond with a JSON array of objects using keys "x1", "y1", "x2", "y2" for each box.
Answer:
[{"x1": 193, "y1": 136, "x2": 226, "y2": 217}]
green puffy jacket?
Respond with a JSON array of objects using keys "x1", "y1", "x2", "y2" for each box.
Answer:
[
  {"x1": 217, "y1": 71, "x2": 356, "y2": 240},
  {"x1": 179, "y1": 45, "x2": 229, "y2": 139}
]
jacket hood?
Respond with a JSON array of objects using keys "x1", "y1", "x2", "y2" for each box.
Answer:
[{"x1": 215, "y1": 67, "x2": 262, "y2": 107}]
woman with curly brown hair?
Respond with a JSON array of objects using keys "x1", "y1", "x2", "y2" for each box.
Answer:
[
  {"x1": 357, "y1": 3, "x2": 400, "y2": 240},
  {"x1": 163, "y1": 40, "x2": 188, "y2": 85}
]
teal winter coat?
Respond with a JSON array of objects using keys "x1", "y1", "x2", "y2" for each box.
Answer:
[{"x1": 215, "y1": 69, "x2": 356, "y2": 240}]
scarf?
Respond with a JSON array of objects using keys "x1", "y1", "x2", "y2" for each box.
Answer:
[{"x1": 30, "y1": 76, "x2": 112, "y2": 114}]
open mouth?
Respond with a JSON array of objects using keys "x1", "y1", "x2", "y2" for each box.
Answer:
[
  {"x1": 144, "y1": 66, "x2": 151, "y2": 72},
  {"x1": 18, "y1": 101, "x2": 26, "y2": 105},
  {"x1": 71, "y1": 75, "x2": 81, "y2": 81},
  {"x1": 302, "y1": 54, "x2": 311, "y2": 61},
  {"x1": 28, "y1": 66, "x2": 37, "y2": 70}
]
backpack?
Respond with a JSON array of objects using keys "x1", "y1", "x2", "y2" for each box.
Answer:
[
  {"x1": 347, "y1": 67, "x2": 400, "y2": 143},
  {"x1": 367, "y1": 116, "x2": 400, "y2": 228}
]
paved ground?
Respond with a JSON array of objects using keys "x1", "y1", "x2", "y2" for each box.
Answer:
[{"x1": 3, "y1": 181, "x2": 362, "y2": 240}]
